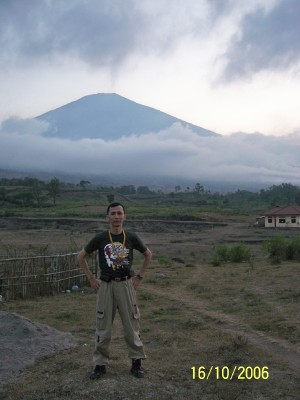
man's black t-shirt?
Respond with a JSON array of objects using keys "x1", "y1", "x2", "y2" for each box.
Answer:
[{"x1": 84, "y1": 230, "x2": 147, "y2": 277}]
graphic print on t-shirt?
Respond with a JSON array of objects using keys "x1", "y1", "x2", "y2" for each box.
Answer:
[{"x1": 104, "y1": 242, "x2": 130, "y2": 270}]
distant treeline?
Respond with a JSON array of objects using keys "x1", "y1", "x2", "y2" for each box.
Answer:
[
  {"x1": 1, "y1": 177, "x2": 300, "y2": 209},
  {"x1": 0, "y1": 177, "x2": 61, "y2": 207}
]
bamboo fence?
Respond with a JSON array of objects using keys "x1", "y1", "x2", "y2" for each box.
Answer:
[{"x1": 0, "y1": 252, "x2": 99, "y2": 300}]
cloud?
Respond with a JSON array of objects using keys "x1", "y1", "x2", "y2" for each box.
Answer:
[
  {"x1": 0, "y1": 0, "x2": 299, "y2": 137},
  {"x1": 0, "y1": 0, "x2": 140, "y2": 68},
  {"x1": 0, "y1": 121, "x2": 299, "y2": 186},
  {"x1": 0, "y1": 117, "x2": 49, "y2": 135},
  {"x1": 0, "y1": 0, "x2": 211, "y2": 69},
  {"x1": 222, "y1": 0, "x2": 300, "y2": 80},
  {"x1": 2, "y1": 0, "x2": 286, "y2": 76}
]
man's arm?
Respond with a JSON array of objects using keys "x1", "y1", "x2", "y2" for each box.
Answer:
[
  {"x1": 77, "y1": 249, "x2": 101, "y2": 291},
  {"x1": 133, "y1": 248, "x2": 152, "y2": 289}
]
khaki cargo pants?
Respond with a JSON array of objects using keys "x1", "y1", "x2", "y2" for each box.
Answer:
[{"x1": 93, "y1": 278, "x2": 146, "y2": 366}]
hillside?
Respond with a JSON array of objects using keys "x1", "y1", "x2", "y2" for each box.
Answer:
[{"x1": 36, "y1": 93, "x2": 217, "y2": 140}]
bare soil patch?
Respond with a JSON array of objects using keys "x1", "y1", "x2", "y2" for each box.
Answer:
[{"x1": 0, "y1": 311, "x2": 76, "y2": 394}]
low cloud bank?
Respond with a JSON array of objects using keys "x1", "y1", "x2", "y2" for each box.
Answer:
[{"x1": 0, "y1": 119, "x2": 299, "y2": 186}]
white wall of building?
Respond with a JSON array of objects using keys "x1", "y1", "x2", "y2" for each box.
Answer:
[{"x1": 265, "y1": 215, "x2": 300, "y2": 228}]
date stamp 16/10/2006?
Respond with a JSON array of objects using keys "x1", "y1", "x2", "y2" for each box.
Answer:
[{"x1": 191, "y1": 366, "x2": 269, "y2": 381}]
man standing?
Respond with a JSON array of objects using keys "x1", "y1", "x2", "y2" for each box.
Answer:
[{"x1": 77, "y1": 202, "x2": 152, "y2": 379}]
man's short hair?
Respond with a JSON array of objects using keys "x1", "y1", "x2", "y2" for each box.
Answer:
[{"x1": 106, "y1": 202, "x2": 126, "y2": 215}]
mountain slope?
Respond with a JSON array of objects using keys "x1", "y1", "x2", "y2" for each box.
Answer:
[{"x1": 36, "y1": 93, "x2": 217, "y2": 140}]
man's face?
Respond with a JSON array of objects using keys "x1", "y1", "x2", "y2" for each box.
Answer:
[{"x1": 107, "y1": 205, "x2": 126, "y2": 228}]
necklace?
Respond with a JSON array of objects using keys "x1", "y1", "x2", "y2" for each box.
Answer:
[{"x1": 108, "y1": 230, "x2": 126, "y2": 270}]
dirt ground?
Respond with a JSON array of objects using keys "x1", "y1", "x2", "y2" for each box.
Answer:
[
  {"x1": 0, "y1": 216, "x2": 299, "y2": 399},
  {"x1": 0, "y1": 311, "x2": 76, "y2": 394},
  {"x1": 0, "y1": 215, "x2": 296, "y2": 261}
]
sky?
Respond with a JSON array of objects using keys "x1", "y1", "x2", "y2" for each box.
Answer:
[
  {"x1": 1, "y1": 0, "x2": 300, "y2": 136},
  {"x1": 0, "y1": 0, "x2": 300, "y2": 188}
]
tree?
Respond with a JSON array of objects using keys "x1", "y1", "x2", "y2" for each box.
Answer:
[
  {"x1": 260, "y1": 183, "x2": 300, "y2": 205},
  {"x1": 79, "y1": 180, "x2": 90, "y2": 190},
  {"x1": 194, "y1": 183, "x2": 204, "y2": 195},
  {"x1": 295, "y1": 191, "x2": 300, "y2": 206},
  {"x1": 47, "y1": 177, "x2": 60, "y2": 206},
  {"x1": 11, "y1": 191, "x2": 35, "y2": 207},
  {"x1": 107, "y1": 194, "x2": 115, "y2": 203},
  {"x1": 32, "y1": 182, "x2": 45, "y2": 207},
  {"x1": 0, "y1": 187, "x2": 7, "y2": 204},
  {"x1": 118, "y1": 185, "x2": 136, "y2": 195},
  {"x1": 23, "y1": 177, "x2": 42, "y2": 187},
  {"x1": 137, "y1": 186, "x2": 152, "y2": 195}
]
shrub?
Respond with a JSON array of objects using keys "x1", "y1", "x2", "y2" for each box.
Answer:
[
  {"x1": 212, "y1": 242, "x2": 251, "y2": 266},
  {"x1": 286, "y1": 236, "x2": 300, "y2": 261},
  {"x1": 263, "y1": 235, "x2": 287, "y2": 264},
  {"x1": 211, "y1": 244, "x2": 230, "y2": 266},
  {"x1": 229, "y1": 242, "x2": 251, "y2": 263},
  {"x1": 158, "y1": 256, "x2": 173, "y2": 266}
]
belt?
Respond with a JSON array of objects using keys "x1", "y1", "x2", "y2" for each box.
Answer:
[{"x1": 100, "y1": 274, "x2": 130, "y2": 282}]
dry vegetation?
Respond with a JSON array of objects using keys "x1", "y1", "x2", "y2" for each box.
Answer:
[{"x1": 0, "y1": 210, "x2": 299, "y2": 399}]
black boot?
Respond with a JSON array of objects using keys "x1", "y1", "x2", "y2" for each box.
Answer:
[
  {"x1": 90, "y1": 364, "x2": 106, "y2": 380},
  {"x1": 130, "y1": 358, "x2": 144, "y2": 378}
]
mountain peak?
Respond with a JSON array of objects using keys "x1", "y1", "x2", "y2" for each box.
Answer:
[{"x1": 36, "y1": 93, "x2": 217, "y2": 140}]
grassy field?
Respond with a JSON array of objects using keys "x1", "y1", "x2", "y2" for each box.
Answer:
[
  {"x1": 0, "y1": 184, "x2": 271, "y2": 220},
  {"x1": 1, "y1": 257, "x2": 299, "y2": 400},
  {"x1": 0, "y1": 191, "x2": 299, "y2": 399}
]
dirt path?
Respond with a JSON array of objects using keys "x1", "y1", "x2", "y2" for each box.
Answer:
[{"x1": 143, "y1": 284, "x2": 300, "y2": 375}]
